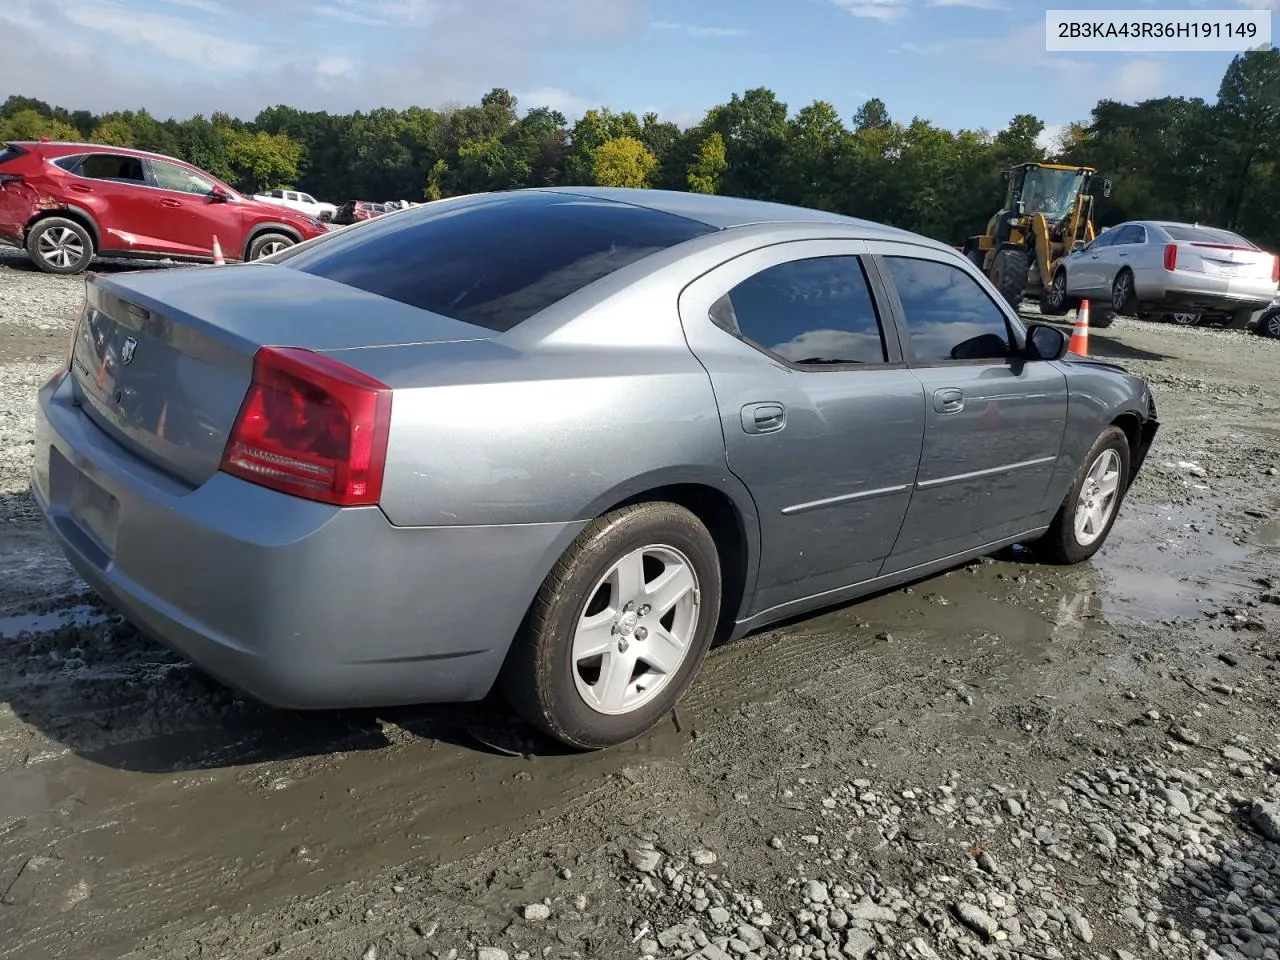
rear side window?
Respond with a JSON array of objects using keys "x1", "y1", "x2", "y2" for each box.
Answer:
[
  {"x1": 883, "y1": 256, "x2": 1012, "y2": 363},
  {"x1": 283, "y1": 192, "x2": 716, "y2": 332},
  {"x1": 0, "y1": 145, "x2": 29, "y2": 168},
  {"x1": 1163, "y1": 224, "x2": 1255, "y2": 247},
  {"x1": 1111, "y1": 224, "x2": 1146, "y2": 244},
  {"x1": 713, "y1": 256, "x2": 887, "y2": 365},
  {"x1": 52, "y1": 154, "x2": 85, "y2": 173},
  {"x1": 79, "y1": 154, "x2": 146, "y2": 183}
]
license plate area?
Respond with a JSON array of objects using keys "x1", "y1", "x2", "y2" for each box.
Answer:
[
  {"x1": 1204, "y1": 261, "x2": 1243, "y2": 278},
  {"x1": 70, "y1": 471, "x2": 120, "y2": 556}
]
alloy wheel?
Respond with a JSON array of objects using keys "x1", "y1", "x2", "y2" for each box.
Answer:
[
  {"x1": 1048, "y1": 272, "x2": 1067, "y2": 310},
  {"x1": 1112, "y1": 273, "x2": 1132, "y2": 312},
  {"x1": 1074, "y1": 449, "x2": 1123, "y2": 547},
  {"x1": 256, "y1": 240, "x2": 289, "y2": 259},
  {"x1": 37, "y1": 227, "x2": 85, "y2": 269},
  {"x1": 572, "y1": 544, "x2": 701, "y2": 716}
]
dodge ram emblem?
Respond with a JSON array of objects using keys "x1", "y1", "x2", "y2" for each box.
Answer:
[{"x1": 121, "y1": 337, "x2": 138, "y2": 365}]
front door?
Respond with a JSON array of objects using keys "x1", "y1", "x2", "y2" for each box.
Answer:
[
  {"x1": 145, "y1": 158, "x2": 244, "y2": 259},
  {"x1": 868, "y1": 245, "x2": 1069, "y2": 573},
  {"x1": 678, "y1": 239, "x2": 926, "y2": 618}
]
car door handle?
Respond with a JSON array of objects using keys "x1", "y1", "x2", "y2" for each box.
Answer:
[
  {"x1": 158, "y1": 198, "x2": 183, "y2": 207},
  {"x1": 741, "y1": 402, "x2": 786, "y2": 435},
  {"x1": 933, "y1": 388, "x2": 964, "y2": 414},
  {"x1": 1118, "y1": 251, "x2": 1128, "y2": 257}
]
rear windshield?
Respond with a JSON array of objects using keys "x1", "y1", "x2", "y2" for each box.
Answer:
[
  {"x1": 281, "y1": 192, "x2": 716, "y2": 332},
  {"x1": 0, "y1": 144, "x2": 28, "y2": 167},
  {"x1": 1163, "y1": 224, "x2": 1255, "y2": 248}
]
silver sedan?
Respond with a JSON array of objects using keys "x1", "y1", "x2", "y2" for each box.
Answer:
[
  {"x1": 1045, "y1": 220, "x2": 1279, "y2": 325},
  {"x1": 31, "y1": 187, "x2": 1159, "y2": 749}
]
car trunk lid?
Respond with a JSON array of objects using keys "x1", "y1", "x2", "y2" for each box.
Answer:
[
  {"x1": 1179, "y1": 241, "x2": 1276, "y2": 282},
  {"x1": 69, "y1": 263, "x2": 490, "y2": 488}
]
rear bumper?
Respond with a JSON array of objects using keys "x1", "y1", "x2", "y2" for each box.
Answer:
[
  {"x1": 1135, "y1": 273, "x2": 1277, "y2": 314},
  {"x1": 31, "y1": 371, "x2": 586, "y2": 709}
]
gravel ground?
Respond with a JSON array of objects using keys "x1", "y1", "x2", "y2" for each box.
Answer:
[{"x1": 0, "y1": 247, "x2": 1279, "y2": 960}]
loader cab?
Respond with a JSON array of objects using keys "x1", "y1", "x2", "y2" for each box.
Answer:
[{"x1": 1003, "y1": 163, "x2": 1100, "y2": 222}]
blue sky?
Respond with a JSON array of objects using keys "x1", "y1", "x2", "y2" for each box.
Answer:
[{"x1": 0, "y1": 0, "x2": 1274, "y2": 143}]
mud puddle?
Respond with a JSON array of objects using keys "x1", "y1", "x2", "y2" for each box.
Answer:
[
  {"x1": 0, "y1": 605, "x2": 109, "y2": 639},
  {"x1": 0, "y1": 705, "x2": 683, "y2": 959}
]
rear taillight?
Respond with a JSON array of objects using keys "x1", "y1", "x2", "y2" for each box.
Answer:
[
  {"x1": 1163, "y1": 243, "x2": 1178, "y2": 271},
  {"x1": 1272, "y1": 255, "x2": 1278, "y2": 283},
  {"x1": 220, "y1": 346, "x2": 392, "y2": 507}
]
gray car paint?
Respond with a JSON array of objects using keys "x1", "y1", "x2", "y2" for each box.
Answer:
[{"x1": 31, "y1": 187, "x2": 1158, "y2": 712}]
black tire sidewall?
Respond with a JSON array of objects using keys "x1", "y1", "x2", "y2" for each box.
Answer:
[
  {"x1": 514, "y1": 504, "x2": 721, "y2": 750},
  {"x1": 27, "y1": 218, "x2": 94, "y2": 275},
  {"x1": 992, "y1": 249, "x2": 1029, "y2": 309},
  {"x1": 1111, "y1": 270, "x2": 1134, "y2": 314},
  {"x1": 248, "y1": 232, "x2": 294, "y2": 261},
  {"x1": 1045, "y1": 426, "x2": 1131, "y2": 564}
]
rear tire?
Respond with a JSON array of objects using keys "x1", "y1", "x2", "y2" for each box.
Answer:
[
  {"x1": 1033, "y1": 426, "x2": 1131, "y2": 565},
  {"x1": 1091, "y1": 308, "x2": 1117, "y2": 329},
  {"x1": 248, "y1": 232, "x2": 295, "y2": 261},
  {"x1": 26, "y1": 217, "x2": 94, "y2": 275},
  {"x1": 502, "y1": 502, "x2": 722, "y2": 750},
  {"x1": 990, "y1": 248, "x2": 1030, "y2": 309}
]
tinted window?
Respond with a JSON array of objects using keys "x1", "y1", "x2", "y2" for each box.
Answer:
[
  {"x1": 1111, "y1": 224, "x2": 1145, "y2": 244},
  {"x1": 150, "y1": 159, "x2": 215, "y2": 196},
  {"x1": 80, "y1": 154, "x2": 145, "y2": 183},
  {"x1": 283, "y1": 193, "x2": 716, "y2": 332},
  {"x1": 714, "y1": 256, "x2": 887, "y2": 365},
  {"x1": 52, "y1": 154, "x2": 85, "y2": 173},
  {"x1": 0, "y1": 145, "x2": 28, "y2": 168},
  {"x1": 1162, "y1": 224, "x2": 1254, "y2": 247},
  {"x1": 883, "y1": 256, "x2": 1012, "y2": 363}
]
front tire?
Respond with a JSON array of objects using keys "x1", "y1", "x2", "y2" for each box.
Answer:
[
  {"x1": 990, "y1": 248, "x2": 1030, "y2": 309},
  {"x1": 248, "y1": 232, "x2": 295, "y2": 261},
  {"x1": 1257, "y1": 308, "x2": 1280, "y2": 339},
  {"x1": 502, "y1": 502, "x2": 722, "y2": 750},
  {"x1": 26, "y1": 217, "x2": 95, "y2": 275},
  {"x1": 1034, "y1": 426, "x2": 1131, "y2": 565},
  {"x1": 1111, "y1": 269, "x2": 1137, "y2": 316},
  {"x1": 1040, "y1": 268, "x2": 1071, "y2": 316}
]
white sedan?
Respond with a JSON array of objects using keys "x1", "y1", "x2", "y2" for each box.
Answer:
[
  {"x1": 253, "y1": 189, "x2": 337, "y2": 222},
  {"x1": 1044, "y1": 220, "x2": 1279, "y2": 328}
]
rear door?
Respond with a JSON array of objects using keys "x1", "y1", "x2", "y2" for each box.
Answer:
[
  {"x1": 678, "y1": 239, "x2": 926, "y2": 617},
  {"x1": 146, "y1": 158, "x2": 245, "y2": 258},
  {"x1": 1099, "y1": 223, "x2": 1146, "y2": 296},
  {"x1": 870, "y1": 244, "x2": 1068, "y2": 573}
]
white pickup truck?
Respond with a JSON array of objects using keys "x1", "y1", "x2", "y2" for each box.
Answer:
[{"x1": 253, "y1": 189, "x2": 337, "y2": 222}]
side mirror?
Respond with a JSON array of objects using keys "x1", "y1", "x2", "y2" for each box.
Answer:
[
  {"x1": 1025, "y1": 323, "x2": 1070, "y2": 361},
  {"x1": 1102, "y1": 178, "x2": 1112, "y2": 199},
  {"x1": 1015, "y1": 200, "x2": 1026, "y2": 215},
  {"x1": 208, "y1": 187, "x2": 230, "y2": 203}
]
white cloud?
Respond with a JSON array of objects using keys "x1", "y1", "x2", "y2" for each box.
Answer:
[
  {"x1": 313, "y1": 4, "x2": 388, "y2": 26},
  {"x1": 60, "y1": 0, "x2": 262, "y2": 71},
  {"x1": 316, "y1": 56, "x2": 355, "y2": 77},
  {"x1": 830, "y1": 0, "x2": 912, "y2": 21},
  {"x1": 650, "y1": 20, "x2": 745, "y2": 38},
  {"x1": 516, "y1": 87, "x2": 594, "y2": 119},
  {"x1": 156, "y1": 0, "x2": 229, "y2": 13},
  {"x1": 1036, "y1": 123, "x2": 1066, "y2": 152},
  {"x1": 1106, "y1": 58, "x2": 1168, "y2": 102},
  {"x1": 929, "y1": 0, "x2": 1004, "y2": 7}
]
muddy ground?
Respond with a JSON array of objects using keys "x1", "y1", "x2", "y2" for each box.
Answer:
[{"x1": 1, "y1": 248, "x2": 1278, "y2": 960}]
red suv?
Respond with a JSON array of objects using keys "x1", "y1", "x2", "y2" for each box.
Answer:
[{"x1": 0, "y1": 140, "x2": 328, "y2": 275}]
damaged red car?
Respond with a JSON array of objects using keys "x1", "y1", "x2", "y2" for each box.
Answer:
[{"x1": 0, "y1": 140, "x2": 328, "y2": 275}]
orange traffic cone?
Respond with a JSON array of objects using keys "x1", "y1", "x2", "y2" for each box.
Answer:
[
  {"x1": 1069, "y1": 300, "x2": 1090, "y2": 356},
  {"x1": 211, "y1": 235, "x2": 225, "y2": 265}
]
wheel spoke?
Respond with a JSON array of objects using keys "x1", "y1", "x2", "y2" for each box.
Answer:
[
  {"x1": 644, "y1": 561, "x2": 695, "y2": 617},
  {"x1": 640, "y1": 625, "x2": 686, "y2": 675},
  {"x1": 1097, "y1": 469, "x2": 1120, "y2": 498},
  {"x1": 595, "y1": 650, "x2": 635, "y2": 712},
  {"x1": 573, "y1": 611, "x2": 616, "y2": 661},
  {"x1": 609, "y1": 549, "x2": 646, "y2": 606}
]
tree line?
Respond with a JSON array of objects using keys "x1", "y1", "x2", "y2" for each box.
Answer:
[{"x1": 4, "y1": 47, "x2": 1280, "y2": 249}]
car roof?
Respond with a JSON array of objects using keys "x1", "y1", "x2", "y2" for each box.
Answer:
[
  {"x1": 537, "y1": 185, "x2": 914, "y2": 234},
  {"x1": 10, "y1": 139, "x2": 186, "y2": 165}
]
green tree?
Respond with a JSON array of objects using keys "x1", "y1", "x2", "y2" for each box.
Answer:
[
  {"x1": 591, "y1": 136, "x2": 657, "y2": 188},
  {"x1": 90, "y1": 117, "x2": 136, "y2": 147},
  {"x1": 224, "y1": 130, "x2": 303, "y2": 193},
  {"x1": 687, "y1": 132, "x2": 728, "y2": 194}
]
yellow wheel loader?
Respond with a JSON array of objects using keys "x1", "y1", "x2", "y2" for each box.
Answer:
[{"x1": 963, "y1": 162, "x2": 1112, "y2": 318}]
